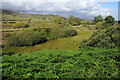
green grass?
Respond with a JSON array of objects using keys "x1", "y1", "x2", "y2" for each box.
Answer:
[
  {"x1": 2, "y1": 47, "x2": 119, "y2": 78},
  {"x1": 3, "y1": 27, "x2": 94, "y2": 53}
]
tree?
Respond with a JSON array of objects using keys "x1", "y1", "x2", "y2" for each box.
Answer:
[
  {"x1": 94, "y1": 15, "x2": 103, "y2": 23},
  {"x1": 105, "y1": 15, "x2": 115, "y2": 25}
]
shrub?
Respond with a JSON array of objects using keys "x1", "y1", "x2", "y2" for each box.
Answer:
[
  {"x1": 105, "y1": 15, "x2": 115, "y2": 25},
  {"x1": 49, "y1": 27, "x2": 78, "y2": 39},
  {"x1": 2, "y1": 48, "x2": 119, "y2": 78},
  {"x1": 32, "y1": 27, "x2": 50, "y2": 35},
  {"x1": 3, "y1": 32, "x2": 11, "y2": 38},
  {"x1": 13, "y1": 22, "x2": 29, "y2": 28},
  {"x1": 30, "y1": 21, "x2": 78, "y2": 40},
  {"x1": 7, "y1": 31, "x2": 47, "y2": 47},
  {"x1": 80, "y1": 25, "x2": 120, "y2": 48},
  {"x1": 94, "y1": 15, "x2": 103, "y2": 23},
  {"x1": 52, "y1": 16, "x2": 67, "y2": 26},
  {"x1": 67, "y1": 16, "x2": 82, "y2": 26},
  {"x1": 62, "y1": 27, "x2": 78, "y2": 37}
]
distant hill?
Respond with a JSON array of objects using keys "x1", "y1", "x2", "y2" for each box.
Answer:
[
  {"x1": 1, "y1": 9, "x2": 92, "y2": 21},
  {"x1": 1, "y1": 9, "x2": 65, "y2": 21},
  {"x1": 1, "y1": 9, "x2": 17, "y2": 15}
]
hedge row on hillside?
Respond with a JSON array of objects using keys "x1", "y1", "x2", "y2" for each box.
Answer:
[
  {"x1": 80, "y1": 25, "x2": 120, "y2": 48},
  {"x1": 7, "y1": 31, "x2": 47, "y2": 46},
  {"x1": 7, "y1": 21, "x2": 78, "y2": 47}
]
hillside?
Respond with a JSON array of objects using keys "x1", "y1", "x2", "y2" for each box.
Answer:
[
  {"x1": 1, "y1": 9, "x2": 65, "y2": 21},
  {"x1": 1, "y1": 9, "x2": 119, "y2": 79},
  {"x1": 2, "y1": 27, "x2": 94, "y2": 54}
]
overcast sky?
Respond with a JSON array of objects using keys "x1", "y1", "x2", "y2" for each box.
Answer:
[{"x1": 1, "y1": 0, "x2": 119, "y2": 20}]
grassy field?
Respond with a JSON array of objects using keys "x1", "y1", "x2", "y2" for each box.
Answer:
[{"x1": 3, "y1": 27, "x2": 94, "y2": 54}]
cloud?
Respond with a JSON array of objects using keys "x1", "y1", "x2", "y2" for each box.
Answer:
[
  {"x1": 2, "y1": 0, "x2": 117, "y2": 20},
  {"x1": 2, "y1": 0, "x2": 119, "y2": 2}
]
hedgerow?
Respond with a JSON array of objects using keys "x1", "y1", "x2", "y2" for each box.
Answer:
[{"x1": 7, "y1": 31, "x2": 47, "y2": 46}]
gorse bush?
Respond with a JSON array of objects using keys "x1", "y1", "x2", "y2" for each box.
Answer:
[
  {"x1": 67, "y1": 16, "x2": 82, "y2": 26},
  {"x1": 3, "y1": 32, "x2": 11, "y2": 38},
  {"x1": 31, "y1": 27, "x2": 50, "y2": 35},
  {"x1": 49, "y1": 27, "x2": 78, "y2": 39},
  {"x1": 7, "y1": 31, "x2": 47, "y2": 46},
  {"x1": 13, "y1": 22, "x2": 29, "y2": 28},
  {"x1": 63, "y1": 27, "x2": 78, "y2": 37},
  {"x1": 80, "y1": 25, "x2": 120, "y2": 48},
  {"x1": 52, "y1": 16, "x2": 68, "y2": 26}
]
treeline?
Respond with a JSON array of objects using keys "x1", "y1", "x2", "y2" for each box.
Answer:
[{"x1": 93, "y1": 15, "x2": 115, "y2": 25}]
